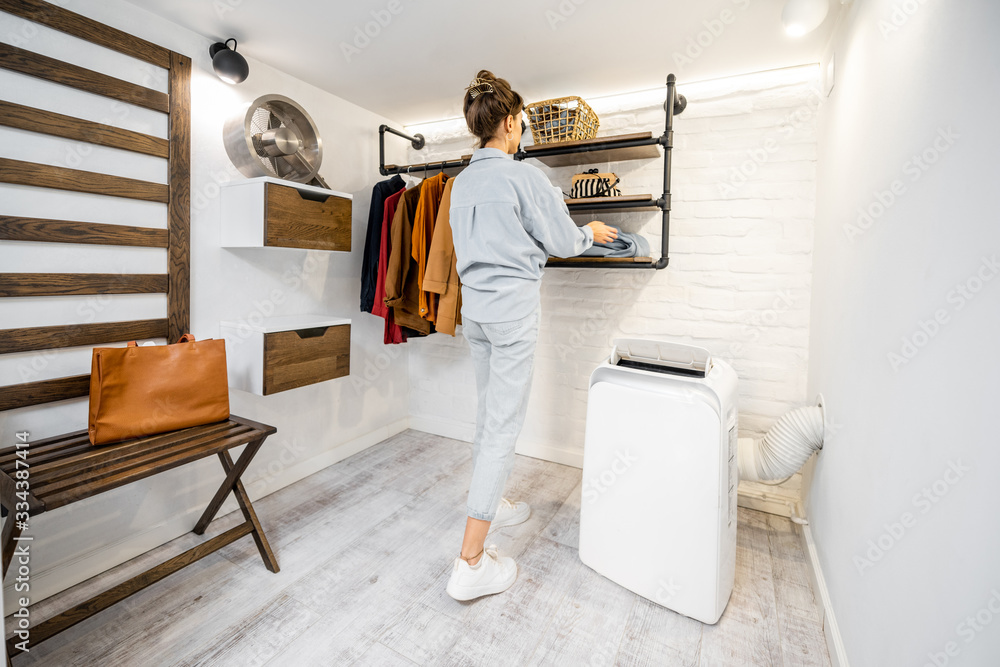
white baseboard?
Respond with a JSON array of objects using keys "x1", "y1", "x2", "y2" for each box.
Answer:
[
  {"x1": 798, "y1": 522, "x2": 850, "y2": 667},
  {"x1": 516, "y1": 437, "x2": 583, "y2": 468},
  {"x1": 243, "y1": 417, "x2": 410, "y2": 497},
  {"x1": 407, "y1": 414, "x2": 474, "y2": 444},
  {"x1": 736, "y1": 474, "x2": 804, "y2": 518},
  {"x1": 4, "y1": 417, "x2": 409, "y2": 610},
  {"x1": 406, "y1": 416, "x2": 585, "y2": 468}
]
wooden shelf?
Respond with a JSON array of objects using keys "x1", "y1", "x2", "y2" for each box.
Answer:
[
  {"x1": 521, "y1": 132, "x2": 661, "y2": 168},
  {"x1": 565, "y1": 193, "x2": 660, "y2": 214},
  {"x1": 546, "y1": 256, "x2": 654, "y2": 267}
]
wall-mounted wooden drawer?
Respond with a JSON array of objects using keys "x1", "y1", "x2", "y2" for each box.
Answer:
[
  {"x1": 221, "y1": 176, "x2": 353, "y2": 251},
  {"x1": 264, "y1": 324, "x2": 349, "y2": 394},
  {"x1": 221, "y1": 315, "x2": 351, "y2": 396}
]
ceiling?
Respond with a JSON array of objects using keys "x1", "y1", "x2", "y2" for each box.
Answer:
[{"x1": 123, "y1": 0, "x2": 841, "y2": 125}]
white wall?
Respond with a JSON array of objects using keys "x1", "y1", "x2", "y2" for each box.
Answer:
[
  {"x1": 403, "y1": 67, "x2": 820, "y2": 472},
  {"x1": 805, "y1": 0, "x2": 1000, "y2": 665},
  {"x1": 0, "y1": 0, "x2": 409, "y2": 607}
]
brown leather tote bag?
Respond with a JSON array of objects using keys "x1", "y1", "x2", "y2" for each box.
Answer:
[{"x1": 88, "y1": 334, "x2": 230, "y2": 445}]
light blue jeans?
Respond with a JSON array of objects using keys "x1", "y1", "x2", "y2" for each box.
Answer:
[{"x1": 462, "y1": 304, "x2": 540, "y2": 521}]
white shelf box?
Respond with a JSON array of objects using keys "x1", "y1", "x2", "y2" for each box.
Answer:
[{"x1": 221, "y1": 176, "x2": 353, "y2": 250}]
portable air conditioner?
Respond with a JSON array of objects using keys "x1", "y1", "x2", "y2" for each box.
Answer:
[{"x1": 579, "y1": 339, "x2": 738, "y2": 625}]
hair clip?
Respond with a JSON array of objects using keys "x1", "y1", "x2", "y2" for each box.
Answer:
[{"x1": 468, "y1": 78, "x2": 494, "y2": 99}]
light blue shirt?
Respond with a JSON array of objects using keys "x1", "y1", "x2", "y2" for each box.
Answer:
[{"x1": 450, "y1": 147, "x2": 594, "y2": 322}]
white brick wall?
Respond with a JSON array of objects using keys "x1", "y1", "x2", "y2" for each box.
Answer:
[{"x1": 403, "y1": 66, "x2": 819, "y2": 467}]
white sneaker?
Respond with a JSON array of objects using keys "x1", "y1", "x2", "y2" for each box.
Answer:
[
  {"x1": 446, "y1": 544, "x2": 518, "y2": 601},
  {"x1": 489, "y1": 498, "x2": 530, "y2": 532}
]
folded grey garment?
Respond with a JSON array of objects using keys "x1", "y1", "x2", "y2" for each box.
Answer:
[{"x1": 578, "y1": 226, "x2": 651, "y2": 258}]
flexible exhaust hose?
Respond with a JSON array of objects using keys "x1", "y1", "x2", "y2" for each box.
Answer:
[{"x1": 738, "y1": 405, "x2": 824, "y2": 482}]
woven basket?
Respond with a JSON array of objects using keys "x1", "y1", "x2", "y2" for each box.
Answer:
[{"x1": 524, "y1": 96, "x2": 599, "y2": 144}]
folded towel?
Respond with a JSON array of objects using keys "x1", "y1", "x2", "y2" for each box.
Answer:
[{"x1": 578, "y1": 226, "x2": 650, "y2": 258}]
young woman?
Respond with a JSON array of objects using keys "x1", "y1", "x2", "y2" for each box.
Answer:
[{"x1": 446, "y1": 70, "x2": 617, "y2": 601}]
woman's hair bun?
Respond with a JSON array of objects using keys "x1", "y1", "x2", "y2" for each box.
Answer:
[{"x1": 463, "y1": 69, "x2": 524, "y2": 148}]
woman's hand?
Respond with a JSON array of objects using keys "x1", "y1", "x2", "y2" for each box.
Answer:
[{"x1": 587, "y1": 221, "x2": 618, "y2": 245}]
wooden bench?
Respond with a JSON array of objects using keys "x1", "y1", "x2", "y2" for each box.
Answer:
[
  {"x1": 0, "y1": 416, "x2": 279, "y2": 658},
  {"x1": 0, "y1": 1, "x2": 281, "y2": 662}
]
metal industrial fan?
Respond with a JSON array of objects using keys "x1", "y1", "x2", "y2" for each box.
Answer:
[{"x1": 223, "y1": 94, "x2": 328, "y2": 187}]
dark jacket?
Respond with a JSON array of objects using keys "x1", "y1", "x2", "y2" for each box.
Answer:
[{"x1": 360, "y1": 175, "x2": 405, "y2": 312}]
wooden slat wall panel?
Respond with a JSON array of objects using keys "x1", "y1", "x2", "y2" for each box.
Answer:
[
  {"x1": 0, "y1": 159, "x2": 168, "y2": 203},
  {"x1": 0, "y1": 0, "x2": 171, "y2": 68},
  {"x1": 0, "y1": 375, "x2": 90, "y2": 411},
  {"x1": 0, "y1": 216, "x2": 168, "y2": 247},
  {"x1": 0, "y1": 2, "x2": 192, "y2": 415},
  {"x1": 167, "y1": 52, "x2": 191, "y2": 341},
  {"x1": 0, "y1": 43, "x2": 168, "y2": 113},
  {"x1": 0, "y1": 101, "x2": 169, "y2": 158},
  {"x1": 0, "y1": 319, "x2": 168, "y2": 354},
  {"x1": 0, "y1": 273, "x2": 167, "y2": 297}
]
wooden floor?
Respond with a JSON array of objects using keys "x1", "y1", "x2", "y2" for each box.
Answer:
[{"x1": 8, "y1": 430, "x2": 830, "y2": 666}]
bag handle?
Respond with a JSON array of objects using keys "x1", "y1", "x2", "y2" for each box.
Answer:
[
  {"x1": 593, "y1": 174, "x2": 620, "y2": 197},
  {"x1": 566, "y1": 169, "x2": 620, "y2": 199},
  {"x1": 126, "y1": 334, "x2": 196, "y2": 347},
  {"x1": 579, "y1": 168, "x2": 620, "y2": 196}
]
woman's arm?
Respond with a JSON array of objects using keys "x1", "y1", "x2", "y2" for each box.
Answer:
[{"x1": 520, "y1": 167, "x2": 617, "y2": 257}]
